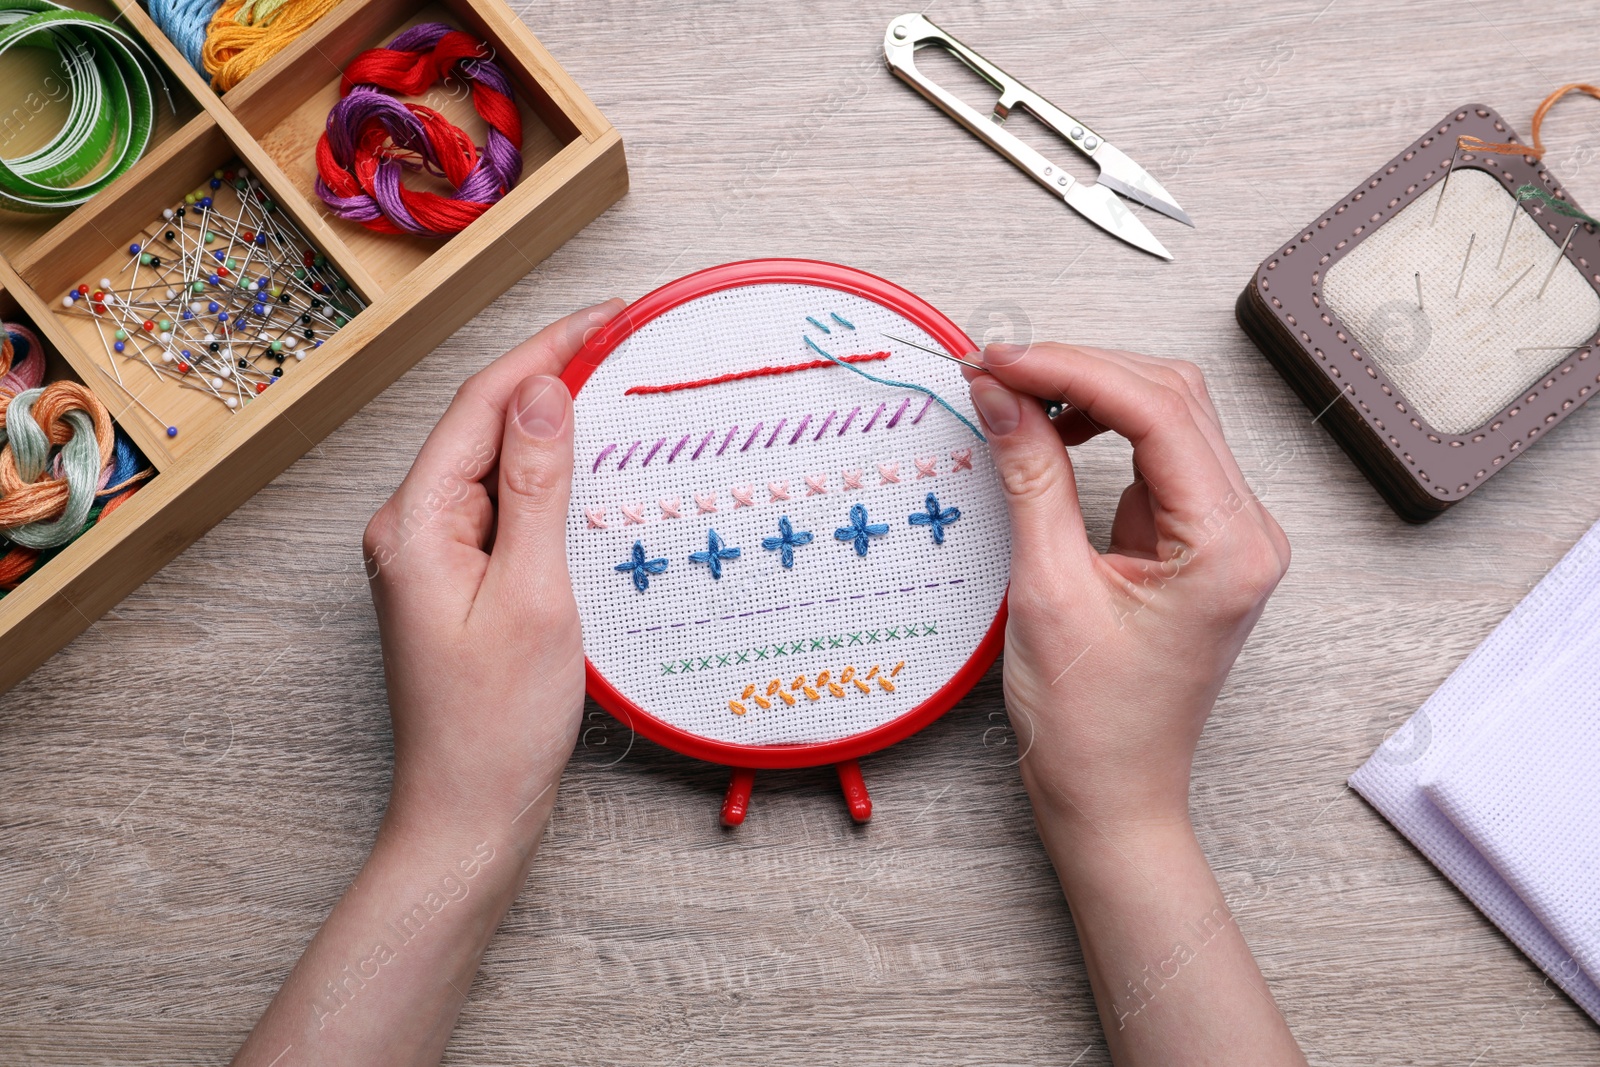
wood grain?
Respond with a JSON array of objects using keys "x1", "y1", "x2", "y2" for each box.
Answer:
[{"x1": 4, "y1": 0, "x2": 1599, "y2": 1064}]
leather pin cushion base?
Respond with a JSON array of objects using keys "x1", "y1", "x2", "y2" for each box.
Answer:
[{"x1": 1236, "y1": 104, "x2": 1600, "y2": 523}]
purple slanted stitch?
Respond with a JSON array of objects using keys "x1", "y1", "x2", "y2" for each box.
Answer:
[
  {"x1": 764, "y1": 418, "x2": 787, "y2": 447},
  {"x1": 716, "y1": 426, "x2": 738, "y2": 456},
  {"x1": 615, "y1": 440, "x2": 641, "y2": 470},
  {"x1": 911, "y1": 396, "x2": 934, "y2": 424},
  {"x1": 591, "y1": 443, "x2": 617, "y2": 473},
  {"x1": 886, "y1": 397, "x2": 911, "y2": 428},
  {"x1": 692, "y1": 429, "x2": 716, "y2": 460},
  {"x1": 813, "y1": 410, "x2": 836, "y2": 439},
  {"x1": 861, "y1": 402, "x2": 887, "y2": 433},
  {"x1": 667, "y1": 433, "x2": 692, "y2": 463},
  {"x1": 789, "y1": 414, "x2": 812, "y2": 443},
  {"x1": 837, "y1": 405, "x2": 860, "y2": 434},
  {"x1": 640, "y1": 437, "x2": 667, "y2": 466},
  {"x1": 741, "y1": 422, "x2": 764, "y2": 451}
]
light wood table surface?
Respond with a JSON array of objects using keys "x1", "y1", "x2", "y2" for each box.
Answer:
[{"x1": 5, "y1": 1, "x2": 1600, "y2": 1063}]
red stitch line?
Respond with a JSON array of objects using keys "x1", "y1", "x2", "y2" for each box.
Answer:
[{"x1": 622, "y1": 352, "x2": 890, "y2": 395}]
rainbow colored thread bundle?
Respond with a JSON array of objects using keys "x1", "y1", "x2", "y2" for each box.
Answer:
[
  {"x1": 0, "y1": 323, "x2": 152, "y2": 592},
  {"x1": 145, "y1": 0, "x2": 339, "y2": 92},
  {"x1": 315, "y1": 24, "x2": 523, "y2": 238}
]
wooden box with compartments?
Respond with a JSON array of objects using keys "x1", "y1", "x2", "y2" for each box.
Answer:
[{"x1": 0, "y1": 0, "x2": 626, "y2": 692}]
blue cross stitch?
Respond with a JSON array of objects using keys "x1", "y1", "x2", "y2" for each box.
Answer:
[
  {"x1": 689, "y1": 528, "x2": 741, "y2": 579},
  {"x1": 761, "y1": 516, "x2": 814, "y2": 569},
  {"x1": 908, "y1": 493, "x2": 961, "y2": 544},
  {"x1": 615, "y1": 540, "x2": 669, "y2": 591},
  {"x1": 834, "y1": 503, "x2": 889, "y2": 557}
]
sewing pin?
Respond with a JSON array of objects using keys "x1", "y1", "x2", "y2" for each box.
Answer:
[
  {"x1": 882, "y1": 332, "x2": 1067, "y2": 419},
  {"x1": 1415, "y1": 272, "x2": 1424, "y2": 311},
  {"x1": 1454, "y1": 233, "x2": 1476, "y2": 299},
  {"x1": 1536, "y1": 223, "x2": 1579, "y2": 299},
  {"x1": 1490, "y1": 263, "x2": 1535, "y2": 309},
  {"x1": 95, "y1": 365, "x2": 179, "y2": 438},
  {"x1": 1497, "y1": 197, "x2": 1522, "y2": 269},
  {"x1": 1430, "y1": 148, "x2": 1461, "y2": 227}
]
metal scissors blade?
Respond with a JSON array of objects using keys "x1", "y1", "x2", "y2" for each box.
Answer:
[{"x1": 883, "y1": 12, "x2": 1190, "y2": 258}]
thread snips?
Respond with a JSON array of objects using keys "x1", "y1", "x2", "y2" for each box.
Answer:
[{"x1": 884, "y1": 13, "x2": 1192, "y2": 260}]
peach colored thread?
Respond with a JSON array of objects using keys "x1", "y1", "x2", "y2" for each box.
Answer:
[
  {"x1": 805, "y1": 474, "x2": 827, "y2": 495},
  {"x1": 584, "y1": 507, "x2": 608, "y2": 529},
  {"x1": 659, "y1": 498, "x2": 681, "y2": 519},
  {"x1": 1531, "y1": 83, "x2": 1600, "y2": 158},
  {"x1": 767, "y1": 481, "x2": 789, "y2": 501},
  {"x1": 842, "y1": 469, "x2": 863, "y2": 489},
  {"x1": 914, "y1": 456, "x2": 938, "y2": 478},
  {"x1": 695, "y1": 493, "x2": 718, "y2": 514},
  {"x1": 951, "y1": 448, "x2": 973, "y2": 472},
  {"x1": 731, "y1": 486, "x2": 756, "y2": 507},
  {"x1": 877, "y1": 462, "x2": 900, "y2": 484},
  {"x1": 621, "y1": 504, "x2": 645, "y2": 525}
]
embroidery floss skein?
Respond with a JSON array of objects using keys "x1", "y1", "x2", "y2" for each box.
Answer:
[
  {"x1": 315, "y1": 23, "x2": 523, "y2": 237},
  {"x1": 146, "y1": 0, "x2": 222, "y2": 76},
  {"x1": 0, "y1": 0, "x2": 169, "y2": 212},
  {"x1": 0, "y1": 324, "x2": 152, "y2": 590},
  {"x1": 201, "y1": 0, "x2": 339, "y2": 92}
]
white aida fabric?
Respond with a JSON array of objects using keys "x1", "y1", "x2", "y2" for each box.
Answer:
[
  {"x1": 1324, "y1": 168, "x2": 1600, "y2": 435},
  {"x1": 1350, "y1": 521, "x2": 1600, "y2": 1023},
  {"x1": 566, "y1": 281, "x2": 1009, "y2": 748}
]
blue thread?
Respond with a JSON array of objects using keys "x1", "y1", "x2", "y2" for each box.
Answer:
[
  {"x1": 689, "y1": 529, "x2": 741, "y2": 579},
  {"x1": 615, "y1": 541, "x2": 669, "y2": 591},
  {"x1": 909, "y1": 493, "x2": 961, "y2": 544},
  {"x1": 806, "y1": 315, "x2": 832, "y2": 334},
  {"x1": 761, "y1": 516, "x2": 814, "y2": 569},
  {"x1": 834, "y1": 503, "x2": 889, "y2": 557},
  {"x1": 831, "y1": 312, "x2": 855, "y2": 330},
  {"x1": 803, "y1": 336, "x2": 985, "y2": 442}
]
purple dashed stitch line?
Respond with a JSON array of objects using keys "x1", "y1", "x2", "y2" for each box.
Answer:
[
  {"x1": 623, "y1": 579, "x2": 969, "y2": 633},
  {"x1": 594, "y1": 392, "x2": 945, "y2": 470}
]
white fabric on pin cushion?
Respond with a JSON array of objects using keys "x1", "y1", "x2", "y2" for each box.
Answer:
[
  {"x1": 1350, "y1": 521, "x2": 1600, "y2": 1023},
  {"x1": 566, "y1": 282, "x2": 1010, "y2": 749}
]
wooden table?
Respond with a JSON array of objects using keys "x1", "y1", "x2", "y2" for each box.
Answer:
[{"x1": 5, "y1": 1, "x2": 1599, "y2": 1062}]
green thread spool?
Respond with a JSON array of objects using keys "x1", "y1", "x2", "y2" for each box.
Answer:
[{"x1": 0, "y1": 0, "x2": 172, "y2": 213}]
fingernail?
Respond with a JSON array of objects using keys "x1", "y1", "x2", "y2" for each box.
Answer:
[
  {"x1": 513, "y1": 375, "x2": 569, "y2": 439},
  {"x1": 984, "y1": 342, "x2": 1028, "y2": 367},
  {"x1": 970, "y1": 376, "x2": 1022, "y2": 436}
]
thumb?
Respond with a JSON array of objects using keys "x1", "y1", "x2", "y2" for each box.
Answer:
[
  {"x1": 479, "y1": 374, "x2": 576, "y2": 620},
  {"x1": 969, "y1": 374, "x2": 1094, "y2": 590}
]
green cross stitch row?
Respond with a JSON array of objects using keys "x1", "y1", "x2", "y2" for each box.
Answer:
[{"x1": 660, "y1": 621, "x2": 938, "y2": 675}]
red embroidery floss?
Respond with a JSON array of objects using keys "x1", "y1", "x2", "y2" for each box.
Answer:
[{"x1": 315, "y1": 24, "x2": 523, "y2": 238}]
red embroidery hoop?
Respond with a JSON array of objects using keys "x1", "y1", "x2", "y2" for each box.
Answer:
[{"x1": 563, "y1": 259, "x2": 1008, "y2": 827}]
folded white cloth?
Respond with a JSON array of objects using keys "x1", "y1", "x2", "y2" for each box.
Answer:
[{"x1": 1350, "y1": 522, "x2": 1600, "y2": 1023}]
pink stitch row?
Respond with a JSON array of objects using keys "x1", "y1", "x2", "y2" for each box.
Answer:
[
  {"x1": 591, "y1": 394, "x2": 944, "y2": 472},
  {"x1": 581, "y1": 449, "x2": 975, "y2": 529}
]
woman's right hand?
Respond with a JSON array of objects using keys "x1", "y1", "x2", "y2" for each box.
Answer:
[{"x1": 967, "y1": 342, "x2": 1290, "y2": 838}]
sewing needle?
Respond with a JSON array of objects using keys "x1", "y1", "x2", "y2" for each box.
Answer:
[{"x1": 882, "y1": 332, "x2": 1067, "y2": 419}]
